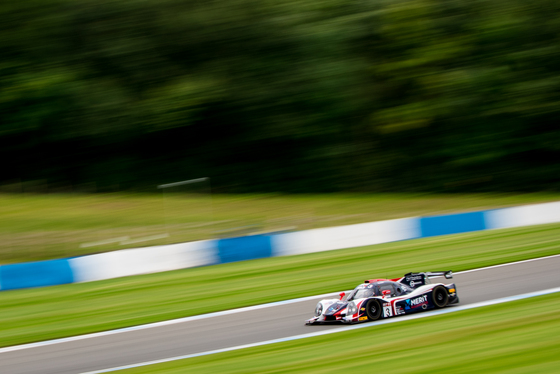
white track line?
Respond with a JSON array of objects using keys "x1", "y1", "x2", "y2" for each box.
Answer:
[
  {"x1": 0, "y1": 291, "x2": 342, "y2": 355},
  {"x1": 83, "y1": 286, "x2": 560, "y2": 374},
  {"x1": 1, "y1": 253, "x2": 559, "y2": 355},
  {"x1": 454, "y1": 253, "x2": 560, "y2": 274}
]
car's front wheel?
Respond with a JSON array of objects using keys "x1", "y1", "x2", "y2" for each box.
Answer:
[{"x1": 365, "y1": 299, "x2": 382, "y2": 321}]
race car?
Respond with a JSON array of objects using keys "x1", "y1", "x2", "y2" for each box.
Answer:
[{"x1": 305, "y1": 271, "x2": 458, "y2": 325}]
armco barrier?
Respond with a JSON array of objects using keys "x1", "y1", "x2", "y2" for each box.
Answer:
[
  {"x1": 217, "y1": 235, "x2": 272, "y2": 264},
  {"x1": 271, "y1": 218, "x2": 419, "y2": 257},
  {"x1": 0, "y1": 259, "x2": 74, "y2": 291},
  {"x1": 70, "y1": 240, "x2": 218, "y2": 283},
  {"x1": 1, "y1": 201, "x2": 559, "y2": 291},
  {"x1": 420, "y1": 211, "x2": 486, "y2": 237},
  {"x1": 484, "y1": 201, "x2": 560, "y2": 229}
]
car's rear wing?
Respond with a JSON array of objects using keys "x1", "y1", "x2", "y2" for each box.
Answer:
[
  {"x1": 425, "y1": 271, "x2": 453, "y2": 279},
  {"x1": 398, "y1": 271, "x2": 453, "y2": 288}
]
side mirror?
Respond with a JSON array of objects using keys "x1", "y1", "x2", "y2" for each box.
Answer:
[
  {"x1": 339, "y1": 292, "x2": 346, "y2": 300},
  {"x1": 382, "y1": 290, "x2": 391, "y2": 297}
]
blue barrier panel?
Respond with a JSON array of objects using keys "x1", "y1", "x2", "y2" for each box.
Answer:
[
  {"x1": 0, "y1": 259, "x2": 74, "y2": 291},
  {"x1": 217, "y1": 235, "x2": 272, "y2": 264},
  {"x1": 420, "y1": 211, "x2": 486, "y2": 238}
]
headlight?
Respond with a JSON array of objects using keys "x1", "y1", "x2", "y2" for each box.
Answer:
[
  {"x1": 347, "y1": 302, "x2": 357, "y2": 316},
  {"x1": 315, "y1": 302, "x2": 323, "y2": 316}
]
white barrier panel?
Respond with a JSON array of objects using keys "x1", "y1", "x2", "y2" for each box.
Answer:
[
  {"x1": 484, "y1": 201, "x2": 560, "y2": 230},
  {"x1": 272, "y1": 218, "x2": 420, "y2": 257},
  {"x1": 70, "y1": 240, "x2": 218, "y2": 282}
]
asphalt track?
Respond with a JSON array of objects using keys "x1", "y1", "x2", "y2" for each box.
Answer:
[{"x1": 2, "y1": 255, "x2": 560, "y2": 374}]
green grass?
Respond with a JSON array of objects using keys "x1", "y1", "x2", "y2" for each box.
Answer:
[
  {"x1": 1, "y1": 192, "x2": 559, "y2": 263},
  {"x1": 120, "y1": 292, "x2": 560, "y2": 374},
  {"x1": 0, "y1": 222, "x2": 559, "y2": 348}
]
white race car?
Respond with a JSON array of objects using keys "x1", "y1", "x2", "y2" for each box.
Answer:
[{"x1": 306, "y1": 271, "x2": 458, "y2": 324}]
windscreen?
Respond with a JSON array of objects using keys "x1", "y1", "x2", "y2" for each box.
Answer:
[{"x1": 347, "y1": 284, "x2": 379, "y2": 301}]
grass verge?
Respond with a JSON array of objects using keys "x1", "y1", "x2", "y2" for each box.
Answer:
[
  {"x1": 120, "y1": 292, "x2": 560, "y2": 374},
  {"x1": 0, "y1": 222, "x2": 559, "y2": 348},
  {"x1": 1, "y1": 192, "x2": 559, "y2": 263}
]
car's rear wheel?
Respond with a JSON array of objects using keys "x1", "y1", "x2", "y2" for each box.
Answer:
[
  {"x1": 432, "y1": 286, "x2": 449, "y2": 308},
  {"x1": 365, "y1": 299, "x2": 382, "y2": 321}
]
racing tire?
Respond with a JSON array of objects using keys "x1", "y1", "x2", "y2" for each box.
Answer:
[
  {"x1": 365, "y1": 299, "x2": 382, "y2": 321},
  {"x1": 432, "y1": 286, "x2": 449, "y2": 308}
]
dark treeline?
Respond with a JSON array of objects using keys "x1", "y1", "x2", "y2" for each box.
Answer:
[{"x1": 1, "y1": 0, "x2": 559, "y2": 192}]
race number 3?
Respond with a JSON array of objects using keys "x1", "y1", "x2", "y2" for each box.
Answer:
[{"x1": 383, "y1": 305, "x2": 393, "y2": 317}]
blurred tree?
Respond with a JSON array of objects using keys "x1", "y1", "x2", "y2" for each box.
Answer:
[{"x1": 0, "y1": 0, "x2": 558, "y2": 192}]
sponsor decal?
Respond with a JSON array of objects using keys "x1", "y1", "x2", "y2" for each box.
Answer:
[
  {"x1": 359, "y1": 284, "x2": 375, "y2": 289},
  {"x1": 405, "y1": 275, "x2": 423, "y2": 281},
  {"x1": 406, "y1": 274, "x2": 423, "y2": 287},
  {"x1": 359, "y1": 316, "x2": 368, "y2": 321},
  {"x1": 360, "y1": 308, "x2": 365, "y2": 311},
  {"x1": 383, "y1": 303, "x2": 390, "y2": 307},
  {"x1": 405, "y1": 295, "x2": 428, "y2": 310},
  {"x1": 326, "y1": 302, "x2": 345, "y2": 313},
  {"x1": 410, "y1": 295, "x2": 428, "y2": 306}
]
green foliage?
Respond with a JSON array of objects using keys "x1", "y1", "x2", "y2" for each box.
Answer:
[{"x1": 0, "y1": 0, "x2": 559, "y2": 191}]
